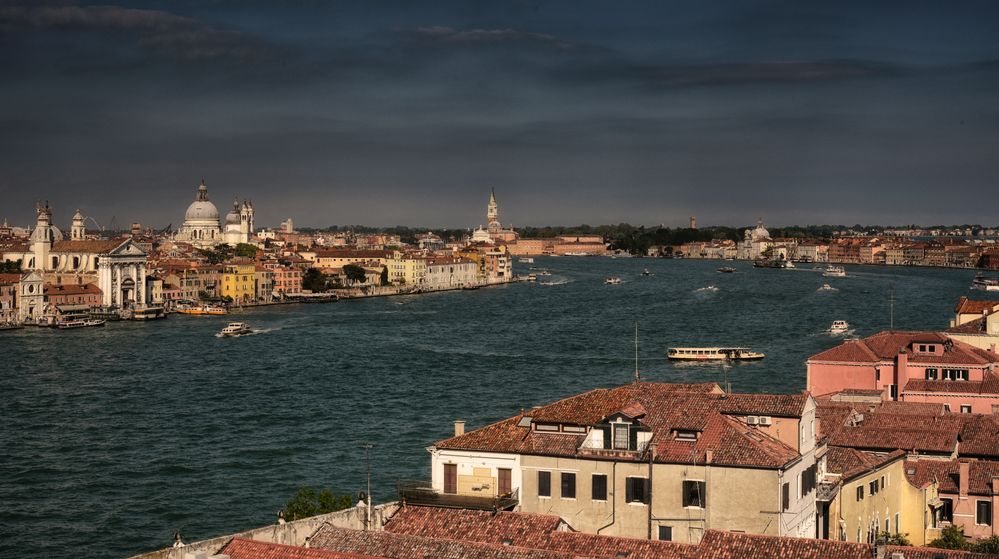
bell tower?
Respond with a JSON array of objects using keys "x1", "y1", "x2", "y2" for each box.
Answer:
[
  {"x1": 30, "y1": 201, "x2": 53, "y2": 270},
  {"x1": 487, "y1": 189, "x2": 500, "y2": 234},
  {"x1": 71, "y1": 209, "x2": 86, "y2": 240}
]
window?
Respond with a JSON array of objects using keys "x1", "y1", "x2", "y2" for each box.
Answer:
[
  {"x1": 613, "y1": 424, "x2": 630, "y2": 450},
  {"x1": 885, "y1": 517, "x2": 890, "y2": 532},
  {"x1": 626, "y1": 477, "x2": 650, "y2": 504},
  {"x1": 563, "y1": 425, "x2": 586, "y2": 434},
  {"x1": 800, "y1": 464, "x2": 817, "y2": 497},
  {"x1": 538, "y1": 471, "x2": 551, "y2": 497},
  {"x1": 961, "y1": 405, "x2": 972, "y2": 414},
  {"x1": 592, "y1": 474, "x2": 608, "y2": 501},
  {"x1": 889, "y1": 384, "x2": 898, "y2": 400},
  {"x1": 658, "y1": 526, "x2": 673, "y2": 541},
  {"x1": 856, "y1": 486, "x2": 864, "y2": 501},
  {"x1": 926, "y1": 368, "x2": 938, "y2": 380},
  {"x1": 944, "y1": 404, "x2": 951, "y2": 412},
  {"x1": 561, "y1": 473, "x2": 576, "y2": 499},
  {"x1": 940, "y1": 498, "x2": 953, "y2": 522},
  {"x1": 676, "y1": 430, "x2": 698, "y2": 441},
  {"x1": 782, "y1": 482, "x2": 790, "y2": 511},
  {"x1": 919, "y1": 344, "x2": 927, "y2": 352},
  {"x1": 444, "y1": 464, "x2": 457, "y2": 494},
  {"x1": 536, "y1": 423, "x2": 559, "y2": 432},
  {"x1": 978, "y1": 501, "x2": 992, "y2": 526},
  {"x1": 894, "y1": 513, "x2": 900, "y2": 534},
  {"x1": 682, "y1": 480, "x2": 706, "y2": 508}
]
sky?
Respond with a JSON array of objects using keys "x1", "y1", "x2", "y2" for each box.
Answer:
[{"x1": 0, "y1": 0, "x2": 998, "y2": 230}]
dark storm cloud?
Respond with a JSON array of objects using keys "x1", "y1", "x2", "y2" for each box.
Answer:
[{"x1": 0, "y1": 0, "x2": 997, "y2": 228}]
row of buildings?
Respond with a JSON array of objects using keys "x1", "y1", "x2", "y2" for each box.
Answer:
[
  {"x1": 0, "y1": 186, "x2": 523, "y2": 323},
  {"x1": 669, "y1": 219, "x2": 999, "y2": 269}
]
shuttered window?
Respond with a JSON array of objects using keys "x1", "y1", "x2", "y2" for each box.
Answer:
[
  {"x1": 443, "y1": 464, "x2": 457, "y2": 495},
  {"x1": 625, "y1": 477, "x2": 650, "y2": 504},
  {"x1": 978, "y1": 501, "x2": 992, "y2": 526},
  {"x1": 592, "y1": 474, "x2": 608, "y2": 501},
  {"x1": 561, "y1": 473, "x2": 576, "y2": 499},
  {"x1": 782, "y1": 482, "x2": 790, "y2": 511},
  {"x1": 613, "y1": 424, "x2": 629, "y2": 450},
  {"x1": 538, "y1": 471, "x2": 551, "y2": 497}
]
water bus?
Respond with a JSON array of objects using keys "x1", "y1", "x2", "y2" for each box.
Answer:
[
  {"x1": 177, "y1": 304, "x2": 228, "y2": 316},
  {"x1": 829, "y1": 320, "x2": 850, "y2": 334},
  {"x1": 972, "y1": 276, "x2": 999, "y2": 292},
  {"x1": 666, "y1": 347, "x2": 765, "y2": 361},
  {"x1": 823, "y1": 266, "x2": 846, "y2": 278},
  {"x1": 217, "y1": 322, "x2": 252, "y2": 337}
]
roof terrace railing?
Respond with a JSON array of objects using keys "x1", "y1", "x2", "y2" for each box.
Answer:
[{"x1": 397, "y1": 480, "x2": 518, "y2": 511}]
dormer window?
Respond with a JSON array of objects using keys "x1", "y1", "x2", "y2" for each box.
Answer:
[
  {"x1": 675, "y1": 429, "x2": 699, "y2": 441},
  {"x1": 613, "y1": 424, "x2": 630, "y2": 449}
]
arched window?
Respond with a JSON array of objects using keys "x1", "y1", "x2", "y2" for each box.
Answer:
[
  {"x1": 51, "y1": 256, "x2": 58, "y2": 268},
  {"x1": 72, "y1": 256, "x2": 80, "y2": 269}
]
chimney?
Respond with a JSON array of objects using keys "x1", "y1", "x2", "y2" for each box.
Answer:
[
  {"x1": 454, "y1": 420, "x2": 465, "y2": 437},
  {"x1": 959, "y1": 461, "x2": 970, "y2": 497},
  {"x1": 895, "y1": 351, "x2": 908, "y2": 398},
  {"x1": 705, "y1": 450, "x2": 713, "y2": 464}
]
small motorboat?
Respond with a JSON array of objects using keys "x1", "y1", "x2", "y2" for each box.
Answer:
[
  {"x1": 526, "y1": 274, "x2": 538, "y2": 282},
  {"x1": 218, "y1": 322, "x2": 252, "y2": 337},
  {"x1": 823, "y1": 266, "x2": 846, "y2": 278},
  {"x1": 717, "y1": 267, "x2": 737, "y2": 273},
  {"x1": 641, "y1": 269, "x2": 654, "y2": 276},
  {"x1": 695, "y1": 285, "x2": 719, "y2": 293},
  {"x1": 519, "y1": 257, "x2": 534, "y2": 264},
  {"x1": 539, "y1": 270, "x2": 552, "y2": 276},
  {"x1": 817, "y1": 283, "x2": 837, "y2": 292},
  {"x1": 829, "y1": 320, "x2": 850, "y2": 334},
  {"x1": 605, "y1": 277, "x2": 623, "y2": 285},
  {"x1": 972, "y1": 276, "x2": 999, "y2": 292}
]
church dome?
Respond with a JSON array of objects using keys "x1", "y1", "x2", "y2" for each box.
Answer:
[
  {"x1": 225, "y1": 201, "x2": 241, "y2": 226},
  {"x1": 184, "y1": 180, "x2": 220, "y2": 223}
]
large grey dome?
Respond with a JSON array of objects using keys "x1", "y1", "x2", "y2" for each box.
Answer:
[{"x1": 184, "y1": 180, "x2": 220, "y2": 223}]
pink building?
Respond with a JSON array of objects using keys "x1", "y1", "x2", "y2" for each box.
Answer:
[
  {"x1": 807, "y1": 331, "x2": 999, "y2": 413},
  {"x1": 907, "y1": 459, "x2": 999, "y2": 540}
]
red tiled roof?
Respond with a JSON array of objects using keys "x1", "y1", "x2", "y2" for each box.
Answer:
[
  {"x1": 948, "y1": 316, "x2": 989, "y2": 334},
  {"x1": 825, "y1": 448, "x2": 905, "y2": 481},
  {"x1": 809, "y1": 330, "x2": 998, "y2": 365},
  {"x1": 51, "y1": 239, "x2": 123, "y2": 253},
  {"x1": 44, "y1": 283, "x2": 102, "y2": 296},
  {"x1": 310, "y1": 525, "x2": 581, "y2": 559},
  {"x1": 905, "y1": 458, "x2": 999, "y2": 496},
  {"x1": 383, "y1": 506, "x2": 691, "y2": 559},
  {"x1": 695, "y1": 529, "x2": 990, "y2": 559},
  {"x1": 223, "y1": 538, "x2": 379, "y2": 559},
  {"x1": 718, "y1": 393, "x2": 808, "y2": 418},
  {"x1": 904, "y1": 373, "x2": 999, "y2": 395},
  {"x1": 0, "y1": 272, "x2": 21, "y2": 285},
  {"x1": 958, "y1": 414, "x2": 999, "y2": 458},
  {"x1": 438, "y1": 383, "x2": 801, "y2": 469},
  {"x1": 955, "y1": 296, "x2": 999, "y2": 315}
]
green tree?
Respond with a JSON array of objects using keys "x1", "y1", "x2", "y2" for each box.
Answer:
[
  {"x1": 379, "y1": 266, "x2": 389, "y2": 286},
  {"x1": 234, "y1": 243, "x2": 258, "y2": 258},
  {"x1": 929, "y1": 525, "x2": 968, "y2": 550},
  {"x1": 302, "y1": 268, "x2": 328, "y2": 292},
  {"x1": 875, "y1": 530, "x2": 911, "y2": 546},
  {"x1": 281, "y1": 487, "x2": 353, "y2": 521},
  {"x1": 343, "y1": 264, "x2": 367, "y2": 284},
  {"x1": 972, "y1": 536, "x2": 999, "y2": 553},
  {"x1": 197, "y1": 245, "x2": 233, "y2": 265},
  {"x1": 0, "y1": 259, "x2": 22, "y2": 273}
]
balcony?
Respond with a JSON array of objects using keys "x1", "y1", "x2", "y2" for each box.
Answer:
[
  {"x1": 577, "y1": 438, "x2": 650, "y2": 459},
  {"x1": 397, "y1": 480, "x2": 519, "y2": 511}
]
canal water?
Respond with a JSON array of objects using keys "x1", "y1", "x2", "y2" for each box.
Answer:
[{"x1": 0, "y1": 258, "x2": 988, "y2": 558}]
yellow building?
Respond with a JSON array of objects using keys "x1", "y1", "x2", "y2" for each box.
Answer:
[
  {"x1": 824, "y1": 448, "x2": 939, "y2": 546},
  {"x1": 221, "y1": 263, "x2": 255, "y2": 303},
  {"x1": 387, "y1": 252, "x2": 428, "y2": 286}
]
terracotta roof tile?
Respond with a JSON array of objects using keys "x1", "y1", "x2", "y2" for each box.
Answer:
[
  {"x1": 905, "y1": 458, "x2": 999, "y2": 496},
  {"x1": 809, "y1": 330, "x2": 999, "y2": 365},
  {"x1": 223, "y1": 538, "x2": 380, "y2": 559},
  {"x1": 825, "y1": 448, "x2": 905, "y2": 481},
  {"x1": 694, "y1": 529, "x2": 990, "y2": 559},
  {"x1": 718, "y1": 393, "x2": 808, "y2": 418},
  {"x1": 955, "y1": 296, "x2": 999, "y2": 315},
  {"x1": 438, "y1": 383, "x2": 801, "y2": 469},
  {"x1": 310, "y1": 525, "x2": 580, "y2": 559},
  {"x1": 51, "y1": 239, "x2": 123, "y2": 253}
]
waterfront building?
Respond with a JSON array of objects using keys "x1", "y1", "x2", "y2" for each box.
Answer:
[
  {"x1": 175, "y1": 179, "x2": 254, "y2": 248},
  {"x1": 17, "y1": 270, "x2": 44, "y2": 322},
  {"x1": 44, "y1": 283, "x2": 102, "y2": 308},
  {"x1": 0, "y1": 273, "x2": 19, "y2": 322},
  {"x1": 947, "y1": 299, "x2": 999, "y2": 352},
  {"x1": 807, "y1": 331, "x2": 999, "y2": 413},
  {"x1": 267, "y1": 265, "x2": 302, "y2": 298},
  {"x1": 427, "y1": 382, "x2": 822, "y2": 543},
  {"x1": 221, "y1": 262, "x2": 256, "y2": 304},
  {"x1": 303, "y1": 249, "x2": 393, "y2": 271},
  {"x1": 423, "y1": 256, "x2": 479, "y2": 289},
  {"x1": 253, "y1": 265, "x2": 274, "y2": 303},
  {"x1": 737, "y1": 218, "x2": 773, "y2": 260}
]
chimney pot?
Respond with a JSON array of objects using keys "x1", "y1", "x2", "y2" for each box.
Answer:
[{"x1": 454, "y1": 420, "x2": 465, "y2": 437}]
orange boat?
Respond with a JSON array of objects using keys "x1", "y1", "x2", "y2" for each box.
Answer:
[{"x1": 177, "y1": 305, "x2": 228, "y2": 316}]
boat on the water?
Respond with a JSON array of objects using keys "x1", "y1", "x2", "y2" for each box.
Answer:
[
  {"x1": 818, "y1": 283, "x2": 837, "y2": 292},
  {"x1": 177, "y1": 304, "x2": 228, "y2": 316},
  {"x1": 695, "y1": 285, "x2": 719, "y2": 293},
  {"x1": 539, "y1": 270, "x2": 552, "y2": 276},
  {"x1": 829, "y1": 320, "x2": 850, "y2": 334},
  {"x1": 823, "y1": 266, "x2": 846, "y2": 278},
  {"x1": 57, "y1": 319, "x2": 105, "y2": 329},
  {"x1": 972, "y1": 276, "x2": 999, "y2": 292},
  {"x1": 717, "y1": 267, "x2": 737, "y2": 273},
  {"x1": 526, "y1": 274, "x2": 538, "y2": 282},
  {"x1": 667, "y1": 347, "x2": 765, "y2": 361},
  {"x1": 753, "y1": 259, "x2": 787, "y2": 269},
  {"x1": 0, "y1": 322, "x2": 24, "y2": 331},
  {"x1": 218, "y1": 322, "x2": 252, "y2": 337},
  {"x1": 519, "y1": 257, "x2": 534, "y2": 264},
  {"x1": 605, "y1": 276, "x2": 622, "y2": 285},
  {"x1": 641, "y1": 269, "x2": 654, "y2": 276}
]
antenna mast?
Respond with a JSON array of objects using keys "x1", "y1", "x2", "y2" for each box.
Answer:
[
  {"x1": 889, "y1": 284, "x2": 895, "y2": 329},
  {"x1": 634, "y1": 321, "x2": 640, "y2": 382}
]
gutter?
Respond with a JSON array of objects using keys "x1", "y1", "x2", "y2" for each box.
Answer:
[{"x1": 596, "y1": 461, "x2": 617, "y2": 535}]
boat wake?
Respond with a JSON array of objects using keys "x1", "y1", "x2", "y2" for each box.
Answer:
[
  {"x1": 817, "y1": 285, "x2": 839, "y2": 293},
  {"x1": 539, "y1": 279, "x2": 572, "y2": 286},
  {"x1": 694, "y1": 285, "x2": 719, "y2": 293}
]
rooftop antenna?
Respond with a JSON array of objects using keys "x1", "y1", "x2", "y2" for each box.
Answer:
[{"x1": 633, "y1": 321, "x2": 640, "y2": 382}]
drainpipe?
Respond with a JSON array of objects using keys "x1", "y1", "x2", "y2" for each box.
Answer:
[
  {"x1": 597, "y1": 462, "x2": 617, "y2": 535},
  {"x1": 648, "y1": 444, "x2": 654, "y2": 540}
]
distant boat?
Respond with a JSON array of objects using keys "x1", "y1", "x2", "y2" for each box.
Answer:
[
  {"x1": 57, "y1": 319, "x2": 105, "y2": 330},
  {"x1": 641, "y1": 269, "x2": 654, "y2": 276},
  {"x1": 823, "y1": 266, "x2": 846, "y2": 278},
  {"x1": 695, "y1": 285, "x2": 719, "y2": 293},
  {"x1": 605, "y1": 276, "x2": 622, "y2": 285},
  {"x1": 829, "y1": 320, "x2": 850, "y2": 334},
  {"x1": 218, "y1": 322, "x2": 252, "y2": 337},
  {"x1": 753, "y1": 259, "x2": 787, "y2": 269},
  {"x1": 519, "y1": 257, "x2": 534, "y2": 264},
  {"x1": 818, "y1": 283, "x2": 837, "y2": 292},
  {"x1": 785, "y1": 261, "x2": 795, "y2": 269},
  {"x1": 0, "y1": 322, "x2": 24, "y2": 331},
  {"x1": 177, "y1": 304, "x2": 228, "y2": 316},
  {"x1": 526, "y1": 274, "x2": 538, "y2": 282},
  {"x1": 717, "y1": 267, "x2": 737, "y2": 274},
  {"x1": 972, "y1": 276, "x2": 999, "y2": 291},
  {"x1": 667, "y1": 347, "x2": 765, "y2": 361},
  {"x1": 539, "y1": 270, "x2": 552, "y2": 276}
]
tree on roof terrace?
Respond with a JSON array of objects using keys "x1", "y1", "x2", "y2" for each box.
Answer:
[
  {"x1": 0, "y1": 259, "x2": 21, "y2": 273},
  {"x1": 281, "y1": 486, "x2": 353, "y2": 521}
]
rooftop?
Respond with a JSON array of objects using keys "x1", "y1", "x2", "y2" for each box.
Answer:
[{"x1": 809, "y1": 330, "x2": 998, "y2": 365}]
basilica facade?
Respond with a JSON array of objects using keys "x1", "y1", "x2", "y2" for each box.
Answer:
[{"x1": 175, "y1": 179, "x2": 254, "y2": 248}]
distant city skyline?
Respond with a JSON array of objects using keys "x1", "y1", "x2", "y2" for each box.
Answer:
[{"x1": 1, "y1": 1, "x2": 998, "y2": 227}]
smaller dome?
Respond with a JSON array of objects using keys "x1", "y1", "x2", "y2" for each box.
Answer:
[{"x1": 225, "y1": 201, "x2": 241, "y2": 226}]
